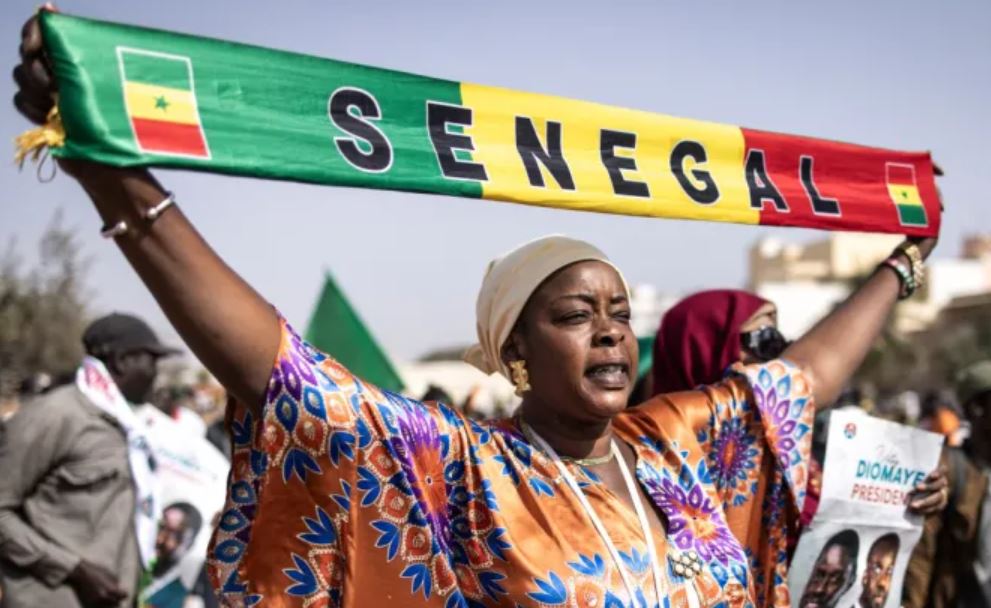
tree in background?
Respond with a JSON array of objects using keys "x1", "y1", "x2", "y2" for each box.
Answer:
[
  {"x1": 845, "y1": 272, "x2": 991, "y2": 399},
  {"x1": 923, "y1": 307, "x2": 991, "y2": 387},
  {"x1": 0, "y1": 211, "x2": 90, "y2": 400}
]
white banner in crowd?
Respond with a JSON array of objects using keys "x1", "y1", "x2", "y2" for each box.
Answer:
[
  {"x1": 789, "y1": 410, "x2": 944, "y2": 608},
  {"x1": 135, "y1": 405, "x2": 229, "y2": 608}
]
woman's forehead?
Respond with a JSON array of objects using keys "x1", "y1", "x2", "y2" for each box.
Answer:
[
  {"x1": 533, "y1": 260, "x2": 626, "y2": 300},
  {"x1": 740, "y1": 301, "x2": 778, "y2": 332}
]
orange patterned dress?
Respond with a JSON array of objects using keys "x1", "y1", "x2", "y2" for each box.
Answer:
[{"x1": 208, "y1": 320, "x2": 813, "y2": 607}]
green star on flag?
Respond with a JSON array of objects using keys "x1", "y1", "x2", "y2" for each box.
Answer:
[
  {"x1": 886, "y1": 164, "x2": 928, "y2": 227},
  {"x1": 154, "y1": 95, "x2": 169, "y2": 111}
]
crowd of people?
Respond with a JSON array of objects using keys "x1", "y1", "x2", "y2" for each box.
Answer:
[
  {"x1": 3, "y1": 9, "x2": 988, "y2": 608},
  {"x1": 0, "y1": 313, "x2": 229, "y2": 608},
  {"x1": 3, "y1": 281, "x2": 988, "y2": 608}
]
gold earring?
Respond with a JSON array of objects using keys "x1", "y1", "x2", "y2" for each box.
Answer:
[{"x1": 509, "y1": 360, "x2": 531, "y2": 396}]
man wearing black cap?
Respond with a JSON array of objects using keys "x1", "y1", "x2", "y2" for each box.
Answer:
[{"x1": 0, "y1": 313, "x2": 177, "y2": 608}]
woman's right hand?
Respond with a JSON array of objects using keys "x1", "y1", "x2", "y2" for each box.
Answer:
[
  {"x1": 16, "y1": 10, "x2": 143, "y2": 192},
  {"x1": 14, "y1": 12, "x2": 54, "y2": 125},
  {"x1": 13, "y1": 7, "x2": 281, "y2": 413},
  {"x1": 16, "y1": 9, "x2": 76, "y2": 175}
]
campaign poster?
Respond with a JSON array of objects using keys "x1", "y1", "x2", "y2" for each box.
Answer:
[
  {"x1": 136, "y1": 405, "x2": 229, "y2": 608},
  {"x1": 789, "y1": 410, "x2": 943, "y2": 608}
]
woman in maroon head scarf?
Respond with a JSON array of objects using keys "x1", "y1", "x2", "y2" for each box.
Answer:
[
  {"x1": 651, "y1": 289, "x2": 783, "y2": 395},
  {"x1": 648, "y1": 288, "x2": 947, "y2": 577}
]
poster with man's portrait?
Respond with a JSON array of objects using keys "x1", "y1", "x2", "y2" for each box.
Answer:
[
  {"x1": 136, "y1": 405, "x2": 229, "y2": 608},
  {"x1": 792, "y1": 524, "x2": 912, "y2": 608},
  {"x1": 788, "y1": 410, "x2": 943, "y2": 608}
]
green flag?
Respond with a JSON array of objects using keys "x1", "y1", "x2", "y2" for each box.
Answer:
[{"x1": 304, "y1": 272, "x2": 405, "y2": 393}]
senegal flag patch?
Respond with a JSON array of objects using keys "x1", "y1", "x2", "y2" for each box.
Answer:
[
  {"x1": 886, "y1": 163, "x2": 928, "y2": 227},
  {"x1": 117, "y1": 47, "x2": 210, "y2": 159}
]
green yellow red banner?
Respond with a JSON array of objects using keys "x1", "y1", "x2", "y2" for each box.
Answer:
[{"x1": 28, "y1": 11, "x2": 940, "y2": 236}]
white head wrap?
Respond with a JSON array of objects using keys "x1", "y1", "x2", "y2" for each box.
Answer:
[{"x1": 463, "y1": 235, "x2": 629, "y2": 379}]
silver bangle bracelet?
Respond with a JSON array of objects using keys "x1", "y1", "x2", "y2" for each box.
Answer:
[
  {"x1": 145, "y1": 191, "x2": 176, "y2": 222},
  {"x1": 98, "y1": 192, "x2": 176, "y2": 240},
  {"x1": 100, "y1": 220, "x2": 129, "y2": 239}
]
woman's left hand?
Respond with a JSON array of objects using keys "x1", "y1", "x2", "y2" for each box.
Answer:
[{"x1": 907, "y1": 466, "x2": 949, "y2": 515}]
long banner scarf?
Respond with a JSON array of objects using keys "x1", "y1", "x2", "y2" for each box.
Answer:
[
  {"x1": 75, "y1": 356, "x2": 160, "y2": 569},
  {"x1": 19, "y1": 11, "x2": 940, "y2": 236}
]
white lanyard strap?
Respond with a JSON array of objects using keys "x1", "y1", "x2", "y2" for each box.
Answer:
[
  {"x1": 525, "y1": 424, "x2": 665, "y2": 605},
  {"x1": 613, "y1": 438, "x2": 667, "y2": 604}
]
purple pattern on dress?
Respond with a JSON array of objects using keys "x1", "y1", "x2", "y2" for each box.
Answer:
[
  {"x1": 708, "y1": 416, "x2": 759, "y2": 494},
  {"x1": 389, "y1": 403, "x2": 453, "y2": 553},
  {"x1": 745, "y1": 365, "x2": 811, "y2": 508},
  {"x1": 279, "y1": 356, "x2": 302, "y2": 401},
  {"x1": 641, "y1": 469, "x2": 745, "y2": 566}
]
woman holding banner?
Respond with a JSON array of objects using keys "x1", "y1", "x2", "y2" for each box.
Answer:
[
  {"x1": 648, "y1": 290, "x2": 951, "y2": 606},
  {"x1": 13, "y1": 11, "x2": 942, "y2": 608},
  {"x1": 647, "y1": 289, "x2": 949, "y2": 521}
]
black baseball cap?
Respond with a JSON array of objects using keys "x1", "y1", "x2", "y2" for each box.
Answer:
[{"x1": 82, "y1": 313, "x2": 181, "y2": 358}]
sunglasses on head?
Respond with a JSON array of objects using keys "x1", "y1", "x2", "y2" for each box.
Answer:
[{"x1": 741, "y1": 326, "x2": 790, "y2": 362}]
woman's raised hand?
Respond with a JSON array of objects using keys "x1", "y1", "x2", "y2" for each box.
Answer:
[
  {"x1": 783, "y1": 228, "x2": 941, "y2": 407},
  {"x1": 13, "y1": 8, "x2": 280, "y2": 412},
  {"x1": 14, "y1": 12, "x2": 53, "y2": 125}
]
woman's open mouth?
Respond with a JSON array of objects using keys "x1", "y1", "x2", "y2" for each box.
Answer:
[{"x1": 585, "y1": 363, "x2": 630, "y2": 389}]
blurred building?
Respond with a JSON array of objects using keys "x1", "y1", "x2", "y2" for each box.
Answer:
[
  {"x1": 629, "y1": 284, "x2": 680, "y2": 338},
  {"x1": 903, "y1": 290, "x2": 991, "y2": 388},
  {"x1": 749, "y1": 232, "x2": 991, "y2": 337},
  {"x1": 937, "y1": 290, "x2": 991, "y2": 327}
]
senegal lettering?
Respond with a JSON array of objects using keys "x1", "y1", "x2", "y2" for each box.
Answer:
[{"x1": 327, "y1": 91, "x2": 843, "y2": 213}]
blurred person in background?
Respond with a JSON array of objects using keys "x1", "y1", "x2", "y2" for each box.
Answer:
[
  {"x1": 153, "y1": 383, "x2": 207, "y2": 437},
  {"x1": 460, "y1": 385, "x2": 484, "y2": 420},
  {"x1": 921, "y1": 389, "x2": 967, "y2": 448},
  {"x1": 960, "y1": 362, "x2": 991, "y2": 606},
  {"x1": 650, "y1": 290, "x2": 783, "y2": 395},
  {"x1": 905, "y1": 361, "x2": 991, "y2": 608},
  {"x1": 204, "y1": 405, "x2": 232, "y2": 460},
  {"x1": 420, "y1": 384, "x2": 454, "y2": 406},
  {"x1": 883, "y1": 391, "x2": 922, "y2": 426},
  {"x1": 0, "y1": 313, "x2": 176, "y2": 607},
  {"x1": 186, "y1": 372, "x2": 230, "y2": 459},
  {"x1": 648, "y1": 290, "x2": 949, "y2": 574}
]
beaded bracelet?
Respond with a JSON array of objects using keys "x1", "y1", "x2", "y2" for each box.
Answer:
[
  {"x1": 896, "y1": 242, "x2": 926, "y2": 288},
  {"x1": 882, "y1": 258, "x2": 917, "y2": 299}
]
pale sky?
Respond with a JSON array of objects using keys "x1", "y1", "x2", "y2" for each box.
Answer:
[{"x1": 2, "y1": 0, "x2": 989, "y2": 361}]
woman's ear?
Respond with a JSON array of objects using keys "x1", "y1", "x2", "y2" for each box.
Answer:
[{"x1": 500, "y1": 330, "x2": 526, "y2": 368}]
